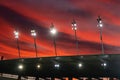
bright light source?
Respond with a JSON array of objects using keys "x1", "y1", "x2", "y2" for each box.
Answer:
[
  {"x1": 101, "y1": 62, "x2": 107, "y2": 67},
  {"x1": 71, "y1": 20, "x2": 77, "y2": 30},
  {"x1": 14, "y1": 31, "x2": 19, "y2": 38},
  {"x1": 78, "y1": 63, "x2": 83, "y2": 68},
  {"x1": 18, "y1": 64, "x2": 23, "y2": 70},
  {"x1": 72, "y1": 23, "x2": 77, "y2": 27},
  {"x1": 50, "y1": 23, "x2": 57, "y2": 35},
  {"x1": 97, "y1": 23, "x2": 103, "y2": 28},
  {"x1": 54, "y1": 64, "x2": 60, "y2": 68},
  {"x1": 97, "y1": 16, "x2": 103, "y2": 28},
  {"x1": 50, "y1": 28, "x2": 56, "y2": 35},
  {"x1": 99, "y1": 21, "x2": 102, "y2": 23},
  {"x1": 74, "y1": 27, "x2": 77, "y2": 30},
  {"x1": 31, "y1": 30, "x2": 36, "y2": 36},
  {"x1": 37, "y1": 64, "x2": 41, "y2": 69},
  {"x1": 99, "y1": 23, "x2": 103, "y2": 27}
]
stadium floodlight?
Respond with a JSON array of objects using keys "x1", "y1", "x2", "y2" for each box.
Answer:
[
  {"x1": 78, "y1": 63, "x2": 83, "y2": 68},
  {"x1": 50, "y1": 23, "x2": 57, "y2": 56},
  {"x1": 14, "y1": 31, "x2": 19, "y2": 38},
  {"x1": 31, "y1": 29, "x2": 38, "y2": 58},
  {"x1": 37, "y1": 64, "x2": 41, "y2": 69},
  {"x1": 31, "y1": 30, "x2": 36, "y2": 36},
  {"x1": 101, "y1": 62, "x2": 107, "y2": 67},
  {"x1": 97, "y1": 16, "x2": 104, "y2": 55},
  {"x1": 50, "y1": 28, "x2": 56, "y2": 35},
  {"x1": 50, "y1": 23, "x2": 57, "y2": 35},
  {"x1": 72, "y1": 19, "x2": 77, "y2": 30},
  {"x1": 54, "y1": 63, "x2": 60, "y2": 68},
  {"x1": 14, "y1": 30, "x2": 21, "y2": 58},
  {"x1": 18, "y1": 64, "x2": 23, "y2": 70},
  {"x1": 71, "y1": 19, "x2": 78, "y2": 55}
]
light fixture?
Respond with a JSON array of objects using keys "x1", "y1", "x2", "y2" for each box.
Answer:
[
  {"x1": 71, "y1": 19, "x2": 79, "y2": 55},
  {"x1": 37, "y1": 64, "x2": 41, "y2": 69},
  {"x1": 71, "y1": 19, "x2": 77, "y2": 30},
  {"x1": 97, "y1": 16, "x2": 104, "y2": 55},
  {"x1": 31, "y1": 29, "x2": 38, "y2": 57},
  {"x1": 14, "y1": 31, "x2": 19, "y2": 38},
  {"x1": 50, "y1": 23, "x2": 57, "y2": 56},
  {"x1": 14, "y1": 30, "x2": 20, "y2": 58},
  {"x1": 50, "y1": 28, "x2": 56, "y2": 35},
  {"x1": 50, "y1": 23, "x2": 57, "y2": 35},
  {"x1": 101, "y1": 62, "x2": 107, "y2": 67},
  {"x1": 97, "y1": 17, "x2": 103, "y2": 28},
  {"x1": 31, "y1": 30, "x2": 36, "y2": 37},
  {"x1": 78, "y1": 63, "x2": 83, "y2": 68},
  {"x1": 54, "y1": 64, "x2": 60, "y2": 68},
  {"x1": 18, "y1": 64, "x2": 23, "y2": 70}
]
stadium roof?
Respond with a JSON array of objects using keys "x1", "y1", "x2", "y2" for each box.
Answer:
[{"x1": 0, "y1": 54, "x2": 120, "y2": 78}]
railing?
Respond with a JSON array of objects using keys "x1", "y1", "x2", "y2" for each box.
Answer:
[{"x1": 0, "y1": 73, "x2": 37, "y2": 80}]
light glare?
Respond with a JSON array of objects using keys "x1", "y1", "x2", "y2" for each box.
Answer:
[
  {"x1": 78, "y1": 63, "x2": 82, "y2": 68},
  {"x1": 37, "y1": 64, "x2": 41, "y2": 69},
  {"x1": 50, "y1": 28, "x2": 56, "y2": 35},
  {"x1": 72, "y1": 23, "x2": 77, "y2": 27},
  {"x1": 14, "y1": 31, "x2": 19, "y2": 38},
  {"x1": 71, "y1": 20, "x2": 77, "y2": 30},
  {"x1": 54, "y1": 64, "x2": 60, "y2": 68},
  {"x1": 98, "y1": 23, "x2": 103, "y2": 28},
  {"x1": 18, "y1": 64, "x2": 23, "y2": 70},
  {"x1": 31, "y1": 30, "x2": 36, "y2": 36},
  {"x1": 101, "y1": 62, "x2": 107, "y2": 67}
]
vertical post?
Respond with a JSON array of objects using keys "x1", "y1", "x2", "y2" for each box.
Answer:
[
  {"x1": 53, "y1": 36, "x2": 57, "y2": 56},
  {"x1": 50, "y1": 23, "x2": 57, "y2": 57},
  {"x1": 17, "y1": 38, "x2": 21, "y2": 58},
  {"x1": 18, "y1": 75, "x2": 21, "y2": 80},
  {"x1": 97, "y1": 16, "x2": 104, "y2": 55},
  {"x1": 35, "y1": 77, "x2": 39, "y2": 80},
  {"x1": 99, "y1": 28, "x2": 104, "y2": 55},
  {"x1": 14, "y1": 30, "x2": 20, "y2": 58},
  {"x1": 68, "y1": 77, "x2": 72, "y2": 80},
  {"x1": 34, "y1": 37, "x2": 38, "y2": 57},
  {"x1": 31, "y1": 30, "x2": 38, "y2": 58},
  {"x1": 72, "y1": 19, "x2": 79, "y2": 55},
  {"x1": 51, "y1": 77, "x2": 55, "y2": 80},
  {"x1": 74, "y1": 30, "x2": 78, "y2": 52},
  {"x1": 1, "y1": 56, "x2": 4, "y2": 60}
]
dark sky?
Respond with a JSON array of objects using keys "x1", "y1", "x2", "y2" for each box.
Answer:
[{"x1": 0, "y1": 0, "x2": 120, "y2": 59}]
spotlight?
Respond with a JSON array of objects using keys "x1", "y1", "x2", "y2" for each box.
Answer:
[
  {"x1": 14, "y1": 31, "x2": 19, "y2": 38},
  {"x1": 31, "y1": 30, "x2": 36, "y2": 37},
  {"x1": 97, "y1": 18, "x2": 103, "y2": 28},
  {"x1": 18, "y1": 64, "x2": 23, "y2": 70},
  {"x1": 30, "y1": 29, "x2": 38, "y2": 57},
  {"x1": 54, "y1": 64, "x2": 60, "y2": 68},
  {"x1": 71, "y1": 19, "x2": 78, "y2": 55},
  {"x1": 50, "y1": 23, "x2": 57, "y2": 35},
  {"x1": 97, "y1": 16, "x2": 104, "y2": 54},
  {"x1": 14, "y1": 30, "x2": 20, "y2": 58},
  {"x1": 37, "y1": 64, "x2": 41, "y2": 69},
  {"x1": 50, "y1": 23, "x2": 57, "y2": 56},
  {"x1": 71, "y1": 19, "x2": 77, "y2": 30},
  {"x1": 78, "y1": 63, "x2": 83, "y2": 68},
  {"x1": 101, "y1": 62, "x2": 107, "y2": 67}
]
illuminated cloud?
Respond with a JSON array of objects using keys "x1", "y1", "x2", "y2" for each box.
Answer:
[{"x1": 0, "y1": 0, "x2": 120, "y2": 59}]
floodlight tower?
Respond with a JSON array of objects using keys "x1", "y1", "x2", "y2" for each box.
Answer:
[
  {"x1": 14, "y1": 30, "x2": 20, "y2": 58},
  {"x1": 31, "y1": 30, "x2": 38, "y2": 57},
  {"x1": 50, "y1": 23, "x2": 57, "y2": 56},
  {"x1": 97, "y1": 16, "x2": 104, "y2": 55},
  {"x1": 71, "y1": 19, "x2": 78, "y2": 55}
]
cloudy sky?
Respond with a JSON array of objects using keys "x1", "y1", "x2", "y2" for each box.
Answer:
[{"x1": 0, "y1": 0, "x2": 120, "y2": 59}]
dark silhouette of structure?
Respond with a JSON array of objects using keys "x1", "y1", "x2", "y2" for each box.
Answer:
[{"x1": 0, "y1": 54, "x2": 120, "y2": 80}]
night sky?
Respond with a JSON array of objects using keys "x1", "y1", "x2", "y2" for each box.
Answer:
[{"x1": 0, "y1": 0, "x2": 120, "y2": 59}]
